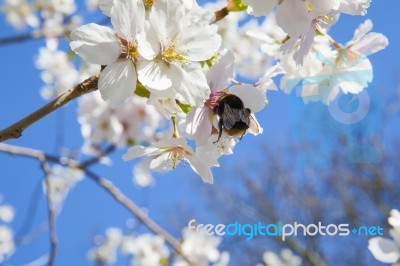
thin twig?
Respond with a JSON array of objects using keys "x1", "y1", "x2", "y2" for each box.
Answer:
[
  {"x1": 0, "y1": 31, "x2": 42, "y2": 46},
  {"x1": 0, "y1": 143, "x2": 194, "y2": 265},
  {"x1": 0, "y1": 75, "x2": 99, "y2": 143},
  {"x1": 40, "y1": 157, "x2": 57, "y2": 266},
  {"x1": 0, "y1": 143, "x2": 58, "y2": 265}
]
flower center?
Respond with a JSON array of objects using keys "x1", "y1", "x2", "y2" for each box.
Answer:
[
  {"x1": 144, "y1": 0, "x2": 155, "y2": 10},
  {"x1": 161, "y1": 45, "x2": 188, "y2": 64},
  {"x1": 164, "y1": 146, "x2": 188, "y2": 169}
]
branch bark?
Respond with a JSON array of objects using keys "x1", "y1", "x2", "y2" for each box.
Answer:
[
  {"x1": 0, "y1": 75, "x2": 99, "y2": 143},
  {"x1": 0, "y1": 143, "x2": 194, "y2": 265}
]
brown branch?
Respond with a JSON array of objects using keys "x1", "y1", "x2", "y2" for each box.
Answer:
[
  {"x1": 0, "y1": 31, "x2": 43, "y2": 46},
  {"x1": 213, "y1": 7, "x2": 229, "y2": 23},
  {"x1": 0, "y1": 75, "x2": 99, "y2": 143},
  {"x1": 40, "y1": 158, "x2": 57, "y2": 266},
  {"x1": 0, "y1": 143, "x2": 194, "y2": 265},
  {"x1": 0, "y1": 143, "x2": 58, "y2": 265}
]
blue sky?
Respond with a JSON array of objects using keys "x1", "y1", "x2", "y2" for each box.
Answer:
[{"x1": 0, "y1": 0, "x2": 399, "y2": 265}]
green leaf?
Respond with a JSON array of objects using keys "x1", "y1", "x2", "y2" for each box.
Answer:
[
  {"x1": 227, "y1": 0, "x2": 247, "y2": 12},
  {"x1": 134, "y1": 82, "x2": 151, "y2": 98},
  {"x1": 176, "y1": 100, "x2": 192, "y2": 114}
]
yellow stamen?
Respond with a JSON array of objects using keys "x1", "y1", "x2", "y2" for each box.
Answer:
[{"x1": 162, "y1": 46, "x2": 188, "y2": 64}]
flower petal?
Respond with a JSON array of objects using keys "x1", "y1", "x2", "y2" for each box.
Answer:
[
  {"x1": 99, "y1": 60, "x2": 137, "y2": 106},
  {"x1": 186, "y1": 154, "x2": 214, "y2": 184},
  {"x1": 70, "y1": 23, "x2": 121, "y2": 65},
  {"x1": 207, "y1": 50, "x2": 235, "y2": 92},
  {"x1": 229, "y1": 84, "x2": 266, "y2": 113},
  {"x1": 137, "y1": 60, "x2": 172, "y2": 91},
  {"x1": 111, "y1": 0, "x2": 145, "y2": 39},
  {"x1": 177, "y1": 23, "x2": 221, "y2": 61},
  {"x1": 170, "y1": 64, "x2": 210, "y2": 107},
  {"x1": 243, "y1": 0, "x2": 277, "y2": 17},
  {"x1": 186, "y1": 107, "x2": 212, "y2": 146},
  {"x1": 122, "y1": 145, "x2": 160, "y2": 161},
  {"x1": 149, "y1": 0, "x2": 184, "y2": 45},
  {"x1": 368, "y1": 237, "x2": 400, "y2": 263}
]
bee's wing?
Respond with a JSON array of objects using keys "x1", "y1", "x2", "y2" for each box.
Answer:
[
  {"x1": 222, "y1": 103, "x2": 240, "y2": 129},
  {"x1": 248, "y1": 114, "x2": 260, "y2": 134}
]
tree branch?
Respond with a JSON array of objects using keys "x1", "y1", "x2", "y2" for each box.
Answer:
[
  {"x1": 0, "y1": 143, "x2": 194, "y2": 265},
  {"x1": 0, "y1": 75, "x2": 99, "y2": 143},
  {"x1": 40, "y1": 158, "x2": 57, "y2": 266}
]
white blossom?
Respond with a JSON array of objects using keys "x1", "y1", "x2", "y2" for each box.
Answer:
[
  {"x1": 43, "y1": 165, "x2": 84, "y2": 211},
  {"x1": 70, "y1": 0, "x2": 146, "y2": 105},
  {"x1": 0, "y1": 0, "x2": 38, "y2": 29},
  {"x1": 89, "y1": 227, "x2": 123, "y2": 265},
  {"x1": 173, "y1": 229, "x2": 226, "y2": 266},
  {"x1": 123, "y1": 234, "x2": 169, "y2": 266},
  {"x1": 137, "y1": 0, "x2": 221, "y2": 107},
  {"x1": 261, "y1": 249, "x2": 302, "y2": 266},
  {"x1": 36, "y1": 40, "x2": 80, "y2": 100},
  {"x1": 0, "y1": 226, "x2": 15, "y2": 263},
  {"x1": 123, "y1": 138, "x2": 214, "y2": 184},
  {"x1": 369, "y1": 209, "x2": 400, "y2": 264}
]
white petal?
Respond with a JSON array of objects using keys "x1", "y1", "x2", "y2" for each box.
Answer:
[
  {"x1": 99, "y1": 0, "x2": 112, "y2": 16},
  {"x1": 389, "y1": 210, "x2": 400, "y2": 228},
  {"x1": 339, "y1": 0, "x2": 370, "y2": 15},
  {"x1": 170, "y1": 64, "x2": 210, "y2": 107},
  {"x1": 177, "y1": 23, "x2": 221, "y2": 61},
  {"x1": 186, "y1": 154, "x2": 213, "y2": 184},
  {"x1": 349, "y1": 19, "x2": 373, "y2": 45},
  {"x1": 368, "y1": 237, "x2": 400, "y2": 263},
  {"x1": 150, "y1": 152, "x2": 174, "y2": 171},
  {"x1": 70, "y1": 23, "x2": 121, "y2": 65},
  {"x1": 207, "y1": 50, "x2": 235, "y2": 92},
  {"x1": 243, "y1": 0, "x2": 277, "y2": 17},
  {"x1": 137, "y1": 22, "x2": 160, "y2": 60},
  {"x1": 99, "y1": 60, "x2": 137, "y2": 106},
  {"x1": 351, "y1": 32, "x2": 389, "y2": 56},
  {"x1": 111, "y1": 0, "x2": 145, "y2": 39},
  {"x1": 137, "y1": 60, "x2": 172, "y2": 91},
  {"x1": 186, "y1": 107, "x2": 213, "y2": 146},
  {"x1": 149, "y1": 0, "x2": 184, "y2": 45},
  {"x1": 122, "y1": 146, "x2": 160, "y2": 161},
  {"x1": 276, "y1": 0, "x2": 310, "y2": 37},
  {"x1": 153, "y1": 138, "x2": 194, "y2": 154},
  {"x1": 229, "y1": 84, "x2": 266, "y2": 113}
]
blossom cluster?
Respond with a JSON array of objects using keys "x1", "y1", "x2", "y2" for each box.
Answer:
[
  {"x1": 1, "y1": 0, "x2": 388, "y2": 184},
  {"x1": 0, "y1": 195, "x2": 15, "y2": 263},
  {"x1": 89, "y1": 225, "x2": 229, "y2": 266},
  {"x1": 67, "y1": 0, "x2": 387, "y2": 184},
  {"x1": 369, "y1": 209, "x2": 400, "y2": 265}
]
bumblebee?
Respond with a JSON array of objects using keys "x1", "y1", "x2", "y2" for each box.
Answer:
[{"x1": 213, "y1": 93, "x2": 259, "y2": 143}]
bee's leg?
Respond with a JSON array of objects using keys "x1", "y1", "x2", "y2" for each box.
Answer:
[
  {"x1": 239, "y1": 131, "x2": 246, "y2": 140},
  {"x1": 213, "y1": 119, "x2": 224, "y2": 143}
]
